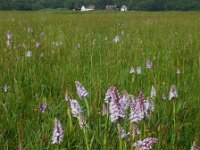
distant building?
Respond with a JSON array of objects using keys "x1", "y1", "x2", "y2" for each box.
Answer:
[
  {"x1": 81, "y1": 5, "x2": 95, "y2": 11},
  {"x1": 105, "y1": 5, "x2": 117, "y2": 10},
  {"x1": 121, "y1": 5, "x2": 127, "y2": 11},
  {"x1": 81, "y1": 6, "x2": 86, "y2": 11}
]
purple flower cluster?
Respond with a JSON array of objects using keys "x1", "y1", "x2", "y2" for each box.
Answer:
[
  {"x1": 146, "y1": 59, "x2": 153, "y2": 69},
  {"x1": 169, "y1": 85, "x2": 178, "y2": 100},
  {"x1": 6, "y1": 32, "x2": 12, "y2": 47},
  {"x1": 133, "y1": 137, "x2": 159, "y2": 150},
  {"x1": 39, "y1": 103, "x2": 48, "y2": 113},
  {"x1": 52, "y1": 118, "x2": 64, "y2": 144},
  {"x1": 75, "y1": 81, "x2": 88, "y2": 99},
  {"x1": 129, "y1": 92, "x2": 154, "y2": 123},
  {"x1": 105, "y1": 86, "x2": 130, "y2": 123},
  {"x1": 65, "y1": 88, "x2": 88, "y2": 129}
]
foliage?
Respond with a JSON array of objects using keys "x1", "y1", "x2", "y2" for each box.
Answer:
[{"x1": 0, "y1": 0, "x2": 200, "y2": 11}]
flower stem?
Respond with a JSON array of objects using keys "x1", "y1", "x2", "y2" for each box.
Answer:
[
  {"x1": 117, "y1": 123, "x2": 123, "y2": 150},
  {"x1": 83, "y1": 128, "x2": 90, "y2": 150},
  {"x1": 84, "y1": 98, "x2": 90, "y2": 118},
  {"x1": 173, "y1": 100, "x2": 176, "y2": 150}
]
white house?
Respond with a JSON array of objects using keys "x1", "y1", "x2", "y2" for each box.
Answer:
[
  {"x1": 121, "y1": 5, "x2": 127, "y2": 11},
  {"x1": 81, "y1": 5, "x2": 95, "y2": 11}
]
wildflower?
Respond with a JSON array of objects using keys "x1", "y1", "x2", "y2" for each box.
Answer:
[
  {"x1": 129, "y1": 92, "x2": 150, "y2": 123},
  {"x1": 39, "y1": 103, "x2": 48, "y2": 113},
  {"x1": 104, "y1": 85, "x2": 114, "y2": 103},
  {"x1": 27, "y1": 27, "x2": 33, "y2": 33},
  {"x1": 52, "y1": 41, "x2": 62, "y2": 46},
  {"x1": 133, "y1": 123, "x2": 140, "y2": 135},
  {"x1": 113, "y1": 35, "x2": 120, "y2": 43},
  {"x1": 136, "y1": 67, "x2": 142, "y2": 75},
  {"x1": 69, "y1": 99, "x2": 88, "y2": 128},
  {"x1": 120, "y1": 92, "x2": 131, "y2": 111},
  {"x1": 52, "y1": 118, "x2": 64, "y2": 144},
  {"x1": 26, "y1": 50, "x2": 32, "y2": 57},
  {"x1": 40, "y1": 52, "x2": 44, "y2": 58},
  {"x1": 162, "y1": 94, "x2": 167, "y2": 101},
  {"x1": 75, "y1": 81, "x2": 88, "y2": 99},
  {"x1": 130, "y1": 67, "x2": 135, "y2": 74},
  {"x1": 3, "y1": 84, "x2": 10, "y2": 92},
  {"x1": 146, "y1": 97, "x2": 155, "y2": 112},
  {"x1": 146, "y1": 59, "x2": 153, "y2": 69},
  {"x1": 109, "y1": 86, "x2": 125, "y2": 123},
  {"x1": 191, "y1": 141, "x2": 199, "y2": 150},
  {"x1": 121, "y1": 127, "x2": 130, "y2": 139},
  {"x1": 77, "y1": 43, "x2": 80, "y2": 49},
  {"x1": 35, "y1": 42, "x2": 41, "y2": 48},
  {"x1": 169, "y1": 85, "x2": 178, "y2": 100},
  {"x1": 7, "y1": 40, "x2": 11, "y2": 47},
  {"x1": 102, "y1": 104, "x2": 107, "y2": 116},
  {"x1": 176, "y1": 68, "x2": 181, "y2": 75},
  {"x1": 7, "y1": 32, "x2": 12, "y2": 40},
  {"x1": 69, "y1": 99, "x2": 83, "y2": 117},
  {"x1": 150, "y1": 86, "x2": 156, "y2": 97},
  {"x1": 77, "y1": 115, "x2": 88, "y2": 129},
  {"x1": 133, "y1": 137, "x2": 159, "y2": 150},
  {"x1": 65, "y1": 91, "x2": 70, "y2": 101},
  {"x1": 129, "y1": 94, "x2": 146, "y2": 123},
  {"x1": 40, "y1": 32, "x2": 45, "y2": 36}
]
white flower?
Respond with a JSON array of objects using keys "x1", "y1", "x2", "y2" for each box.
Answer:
[
  {"x1": 169, "y1": 85, "x2": 178, "y2": 100},
  {"x1": 77, "y1": 43, "x2": 80, "y2": 49},
  {"x1": 7, "y1": 40, "x2": 11, "y2": 47},
  {"x1": 40, "y1": 52, "x2": 44, "y2": 58},
  {"x1": 27, "y1": 27, "x2": 33, "y2": 33},
  {"x1": 191, "y1": 141, "x2": 199, "y2": 150},
  {"x1": 52, "y1": 118, "x2": 64, "y2": 144},
  {"x1": 26, "y1": 51, "x2": 32, "y2": 57},
  {"x1": 162, "y1": 94, "x2": 167, "y2": 101},
  {"x1": 176, "y1": 68, "x2": 181, "y2": 75},
  {"x1": 35, "y1": 42, "x2": 41, "y2": 48},
  {"x1": 130, "y1": 67, "x2": 135, "y2": 74},
  {"x1": 52, "y1": 41, "x2": 62, "y2": 46},
  {"x1": 113, "y1": 35, "x2": 120, "y2": 43},
  {"x1": 136, "y1": 67, "x2": 142, "y2": 74},
  {"x1": 121, "y1": 31, "x2": 125, "y2": 35},
  {"x1": 3, "y1": 84, "x2": 10, "y2": 92},
  {"x1": 150, "y1": 86, "x2": 156, "y2": 97}
]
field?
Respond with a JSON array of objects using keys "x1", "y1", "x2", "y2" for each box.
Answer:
[{"x1": 0, "y1": 11, "x2": 200, "y2": 150}]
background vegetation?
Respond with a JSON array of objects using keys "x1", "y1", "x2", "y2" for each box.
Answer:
[{"x1": 0, "y1": 0, "x2": 200, "y2": 11}]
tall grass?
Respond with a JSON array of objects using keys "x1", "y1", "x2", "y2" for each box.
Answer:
[{"x1": 0, "y1": 11, "x2": 200, "y2": 149}]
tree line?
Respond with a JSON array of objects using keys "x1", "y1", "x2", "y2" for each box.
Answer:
[{"x1": 0, "y1": 0, "x2": 200, "y2": 11}]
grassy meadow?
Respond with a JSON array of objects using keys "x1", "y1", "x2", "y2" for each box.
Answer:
[{"x1": 0, "y1": 11, "x2": 200, "y2": 149}]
